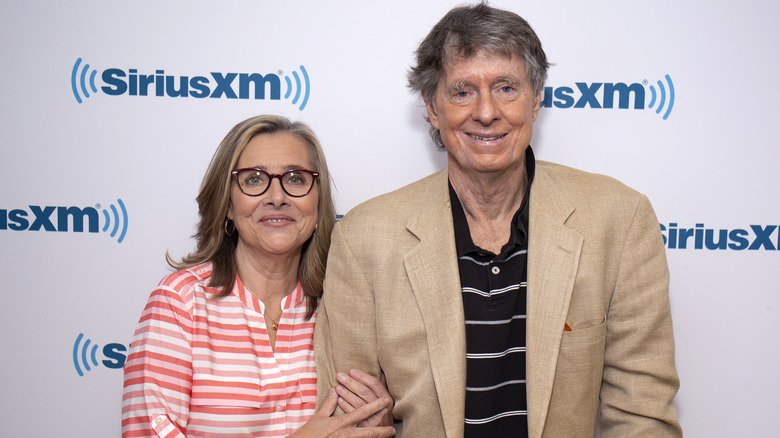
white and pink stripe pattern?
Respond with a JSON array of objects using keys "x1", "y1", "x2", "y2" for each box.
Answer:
[{"x1": 122, "y1": 262, "x2": 316, "y2": 438}]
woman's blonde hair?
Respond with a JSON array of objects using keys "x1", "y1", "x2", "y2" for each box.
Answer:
[{"x1": 168, "y1": 115, "x2": 335, "y2": 318}]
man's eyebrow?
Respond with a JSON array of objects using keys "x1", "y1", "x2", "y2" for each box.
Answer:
[
  {"x1": 448, "y1": 80, "x2": 470, "y2": 91},
  {"x1": 494, "y1": 75, "x2": 521, "y2": 86}
]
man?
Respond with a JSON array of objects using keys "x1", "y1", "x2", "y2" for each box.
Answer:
[{"x1": 315, "y1": 3, "x2": 681, "y2": 437}]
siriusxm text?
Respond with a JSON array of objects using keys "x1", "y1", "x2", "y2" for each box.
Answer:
[
  {"x1": 102, "y1": 69, "x2": 281, "y2": 99},
  {"x1": 542, "y1": 82, "x2": 645, "y2": 109},
  {"x1": 1, "y1": 206, "x2": 99, "y2": 232},
  {"x1": 661, "y1": 223, "x2": 780, "y2": 250}
]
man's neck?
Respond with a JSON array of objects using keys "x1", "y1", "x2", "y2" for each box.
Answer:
[{"x1": 448, "y1": 163, "x2": 527, "y2": 254}]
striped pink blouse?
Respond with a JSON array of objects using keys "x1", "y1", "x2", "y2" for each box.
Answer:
[{"x1": 122, "y1": 262, "x2": 316, "y2": 437}]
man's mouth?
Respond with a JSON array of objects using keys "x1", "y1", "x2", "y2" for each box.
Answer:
[{"x1": 468, "y1": 133, "x2": 506, "y2": 141}]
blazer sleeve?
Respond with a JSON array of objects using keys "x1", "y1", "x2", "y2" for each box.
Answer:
[
  {"x1": 599, "y1": 194, "x2": 682, "y2": 437},
  {"x1": 314, "y1": 221, "x2": 382, "y2": 408}
]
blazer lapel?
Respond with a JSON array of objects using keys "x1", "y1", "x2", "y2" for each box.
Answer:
[
  {"x1": 526, "y1": 164, "x2": 583, "y2": 438},
  {"x1": 403, "y1": 170, "x2": 467, "y2": 438}
]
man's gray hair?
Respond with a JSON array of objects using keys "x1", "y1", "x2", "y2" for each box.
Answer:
[{"x1": 408, "y1": 2, "x2": 550, "y2": 147}]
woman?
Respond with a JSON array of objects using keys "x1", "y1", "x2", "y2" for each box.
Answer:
[{"x1": 121, "y1": 115, "x2": 394, "y2": 438}]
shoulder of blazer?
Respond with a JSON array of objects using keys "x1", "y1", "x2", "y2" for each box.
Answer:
[{"x1": 534, "y1": 160, "x2": 647, "y2": 216}]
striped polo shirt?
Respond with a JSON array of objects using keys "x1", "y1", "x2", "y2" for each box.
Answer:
[
  {"x1": 449, "y1": 147, "x2": 535, "y2": 437},
  {"x1": 121, "y1": 262, "x2": 316, "y2": 438}
]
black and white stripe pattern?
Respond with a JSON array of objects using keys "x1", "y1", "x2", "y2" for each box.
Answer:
[
  {"x1": 459, "y1": 249, "x2": 529, "y2": 436},
  {"x1": 449, "y1": 148, "x2": 535, "y2": 437}
]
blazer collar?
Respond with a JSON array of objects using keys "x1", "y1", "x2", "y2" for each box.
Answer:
[
  {"x1": 526, "y1": 162, "x2": 584, "y2": 438},
  {"x1": 404, "y1": 169, "x2": 467, "y2": 438}
]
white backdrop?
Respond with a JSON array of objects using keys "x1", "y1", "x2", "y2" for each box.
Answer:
[{"x1": 1, "y1": 0, "x2": 778, "y2": 436}]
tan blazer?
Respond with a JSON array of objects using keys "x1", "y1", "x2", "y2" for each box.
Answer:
[{"x1": 315, "y1": 162, "x2": 681, "y2": 437}]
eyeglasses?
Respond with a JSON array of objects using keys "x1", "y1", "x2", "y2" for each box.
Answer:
[{"x1": 231, "y1": 168, "x2": 319, "y2": 197}]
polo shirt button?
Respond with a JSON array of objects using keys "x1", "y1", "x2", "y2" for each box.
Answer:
[
  {"x1": 491, "y1": 266, "x2": 500, "y2": 274},
  {"x1": 275, "y1": 404, "x2": 284, "y2": 412}
]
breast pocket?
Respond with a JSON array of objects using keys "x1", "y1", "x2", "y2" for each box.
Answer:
[
  {"x1": 552, "y1": 316, "x2": 607, "y2": 407},
  {"x1": 560, "y1": 316, "x2": 607, "y2": 350}
]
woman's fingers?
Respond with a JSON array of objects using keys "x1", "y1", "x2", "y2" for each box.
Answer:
[
  {"x1": 339, "y1": 396, "x2": 392, "y2": 426},
  {"x1": 335, "y1": 369, "x2": 394, "y2": 428}
]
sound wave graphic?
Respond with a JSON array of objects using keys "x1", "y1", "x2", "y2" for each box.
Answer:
[
  {"x1": 648, "y1": 74, "x2": 675, "y2": 120},
  {"x1": 73, "y1": 333, "x2": 99, "y2": 377},
  {"x1": 282, "y1": 65, "x2": 310, "y2": 111},
  {"x1": 71, "y1": 58, "x2": 98, "y2": 104},
  {"x1": 101, "y1": 198, "x2": 128, "y2": 243}
]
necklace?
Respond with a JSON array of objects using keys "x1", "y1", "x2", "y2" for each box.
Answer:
[{"x1": 265, "y1": 313, "x2": 279, "y2": 331}]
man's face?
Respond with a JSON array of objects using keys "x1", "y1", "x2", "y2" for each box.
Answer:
[{"x1": 426, "y1": 50, "x2": 541, "y2": 178}]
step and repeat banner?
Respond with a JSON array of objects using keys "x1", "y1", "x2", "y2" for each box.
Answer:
[{"x1": 1, "y1": 0, "x2": 778, "y2": 436}]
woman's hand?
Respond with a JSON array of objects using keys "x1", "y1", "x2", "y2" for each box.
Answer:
[
  {"x1": 290, "y1": 388, "x2": 395, "y2": 438},
  {"x1": 335, "y1": 369, "x2": 394, "y2": 428}
]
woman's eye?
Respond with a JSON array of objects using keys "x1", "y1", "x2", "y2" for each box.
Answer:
[
  {"x1": 286, "y1": 173, "x2": 306, "y2": 185},
  {"x1": 244, "y1": 173, "x2": 267, "y2": 186}
]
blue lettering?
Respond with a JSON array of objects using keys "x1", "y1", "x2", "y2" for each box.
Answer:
[
  {"x1": 728, "y1": 229, "x2": 749, "y2": 250},
  {"x1": 704, "y1": 229, "x2": 728, "y2": 250},
  {"x1": 677, "y1": 226, "x2": 695, "y2": 249},
  {"x1": 57, "y1": 206, "x2": 99, "y2": 233},
  {"x1": 166, "y1": 75, "x2": 189, "y2": 97},
  {"x1": 541, "y1": 82, "x2": 647, "y2": 110},
  {"x1": 29, "y1": 206, "x2": 56, "y2": 231},
  {"x1": 574, "y1": 82, "x2": 602, "y2": 108},
  {"x1": 138, "y1": 73, "x2": 155, "y2": 96},
  {"x1": 657, "y1": 222, "x2": 779, "y2": 251},
  {"x1": 189, "y1": 76, "x2": 210, "y2": 98},
  {"x1": 694, "y1": 223, "x2": 704, "y2": 249},
  {"x1": 102, "y1": 343, "x2": 128, "y2": 369},
  {"x1": 129, "y1": 69, "x2": 138, "y2": 95},
  {"x1": 95, "y1": 67, "x2": 291, "y2": 102},
  {"x1": 748, "y1": 225, "x2": 777, "y2": 250},
  {"x1": 554, "y1": 87, "x2": 575, "y2": 108},
  {"x1": 155, "y1": 70, "x2": 165, "y2": 97},
  {"x1": 239, "y1": 73, "x2": 281, "y2": 100},
  {"x1": 667, "y1": 223, "x2": 678, "y2": 249},
  {"x1": 101, "y1": 69, "x2": 127, "y2": 95},
  {"x1": 8, "y1": 209, "x2": 29, "y2": 230},
  {"x1": 603, "y1": 82, "x2": 645, "y2": 109},
  {"x1": 210, "y1": 72, "x2": 238, "y2": 98}
]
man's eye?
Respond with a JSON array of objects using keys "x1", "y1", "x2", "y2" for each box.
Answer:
[{"x1": 451, "y1": 90, "x2": 472, "y2": 102}]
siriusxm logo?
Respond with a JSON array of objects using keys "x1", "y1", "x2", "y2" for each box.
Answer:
[
  {"x1": 73, "y1": 333, "x2": 129, "y2": 377},
  {"x1": 661, "y1": 223, "x2": 780, "y2": 251},
  {"x1": 71, "y1": 58, "x2": 311, "y2": 110},
  {"x1": 0, "y1": 198, "x2": 128, "y2": 243},
  {"x1": 542, "y1": 74, "x2": 675, "y2": 120}
]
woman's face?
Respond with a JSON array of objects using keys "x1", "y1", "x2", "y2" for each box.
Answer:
[{"x1": 227, "y1": 132, "x2": 318, "y2": 263}]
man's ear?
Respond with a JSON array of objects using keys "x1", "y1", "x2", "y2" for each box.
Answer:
[
  {"x1": 532, "y1": 88, "x2": 542, "y2": 121},
  {"x1": 424, "y1": 92, "x2": 441, "y2": 130}
]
